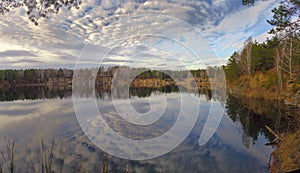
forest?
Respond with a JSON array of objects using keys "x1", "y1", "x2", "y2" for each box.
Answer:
[{"x1": 223, "y1": 0, "x2": 300, "y2": 102}]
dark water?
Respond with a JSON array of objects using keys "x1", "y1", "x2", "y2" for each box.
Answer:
[{"x1": 0, "y1": 87, "x2": 295, "y2": 173}]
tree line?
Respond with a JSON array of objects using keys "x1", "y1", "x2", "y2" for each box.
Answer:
[
  {"x1": 224, "y1": 36, "x2": 300, "y2": 82},
  {"x1": 224, "y1": 0, "x2": 300, "y2": 93},
  {"x1": 0, "y1": 68, "x2": 73, "y2": 83},
  {"x1": 0, "y1": 67, "x2": 210, "y2": 85}
]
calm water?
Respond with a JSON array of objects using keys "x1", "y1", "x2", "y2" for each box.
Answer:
[{"x1": 0, "y1": 87, "x2": 293, "y2": 173}]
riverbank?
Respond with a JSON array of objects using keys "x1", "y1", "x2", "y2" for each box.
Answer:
[
  {"x1": 227, "y1": 70, "x2": 300, "y2": 107},
  {"x1": 227, "y1": 70, "x2": 300, "y2": 173},
  {"x1": 0, "y1": 77, "x2": 211, "y2": 91},
  {"x1": 270, "y1": 129, "x2": 300, "y2": 173}
]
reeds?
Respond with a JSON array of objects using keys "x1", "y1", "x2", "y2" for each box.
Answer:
[
  {"x1": 0, "y1": 137, "x2": 15, "y2": 173},
  {"x1": 41, "y1": 138, "x2": 55, "y2": 173},
  {"x1": 101, "y1": 153, "x2": 109, "y2": 173},
  {"x1": 77, "y1": 157, "x2": 86, "y2": 173},
  {"x1": 0, "y1": 137, "x2": 115, "y2": 173}
]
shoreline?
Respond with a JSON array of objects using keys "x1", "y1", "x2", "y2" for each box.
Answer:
[{"x1": 227, "y1": 73, "x2": 300, "y2": 173}]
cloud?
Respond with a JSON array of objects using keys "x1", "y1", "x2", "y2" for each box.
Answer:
[
  {"x1": 0, "y1": 50, "x2": 37, "y2": 57},
  {"x1": 206, "y1": 0, "x2": 279, "y2": 59},
  {"x1": 212, "y1": 0, "x2": 275, "y2": 33},
  {"x1": 0, "y1": 0, "x2": 279, "y2": 69}
]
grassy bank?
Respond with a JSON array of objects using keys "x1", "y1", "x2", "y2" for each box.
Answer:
[
  {"x1": 227, "y1": 69, "x2": 300, "y2": 107},
  {"x1": 227, "y1": 70, "x2": 300, "y2": 173}
]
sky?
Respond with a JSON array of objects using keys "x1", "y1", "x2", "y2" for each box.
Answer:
[{"x1": 0, "y1": 0, "x2": 279, "y2": 70}]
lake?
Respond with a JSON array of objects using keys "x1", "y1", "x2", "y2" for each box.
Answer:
[{"x1": 0, "y1": 86, "x2": 291, "y2": 173}]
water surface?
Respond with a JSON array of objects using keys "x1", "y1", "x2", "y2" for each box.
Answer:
[{"x1": 0, "y1": 87, "x2": 281, "y2": 173}]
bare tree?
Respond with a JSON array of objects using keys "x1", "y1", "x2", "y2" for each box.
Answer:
[
  {"x1": 280, "y1": 37, "x2": 293, "y2": 79},
  {"x1": 241, "y1": 36, "x2": 253, "y2": 74},
  {"x1": 275, "y1": 47, "x2": 284, "y2": 93},
  {"x1": 273, "y1": 36, "x2": 295, "y2": 94}
]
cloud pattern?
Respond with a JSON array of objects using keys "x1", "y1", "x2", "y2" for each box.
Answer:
[{"x1": 0, "y1": 0, "x2": 279, "y2": 69}]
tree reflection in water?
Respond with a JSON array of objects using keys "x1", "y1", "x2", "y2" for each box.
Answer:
[{"x1": 226, "y1": 95, "x2": 299, "y2": 148}]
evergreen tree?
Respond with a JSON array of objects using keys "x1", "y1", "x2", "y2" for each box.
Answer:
[{"x1": 225, "y1": 52, "x2": 241, "y2": 81}]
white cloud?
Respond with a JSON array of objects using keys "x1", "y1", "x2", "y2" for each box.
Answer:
[
  {"x1": 0, "y1": 0, "x2": 280, "y2": 69},
  {"x1": 206, "y1": 0, "x2": 279, "y2": 58},
  {"x1": 214, "y1": 0, "x2": 275, "y2": 33}
]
